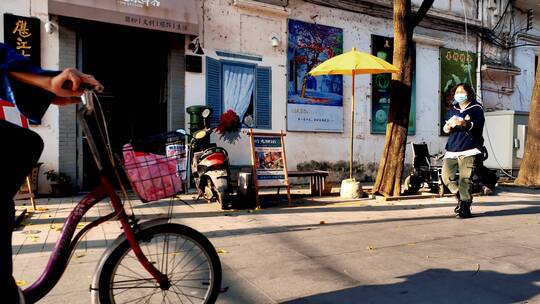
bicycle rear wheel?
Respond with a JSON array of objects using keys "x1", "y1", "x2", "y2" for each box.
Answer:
[{"x1": 97, "y1": 223, "x2": 221, "y2": 304}]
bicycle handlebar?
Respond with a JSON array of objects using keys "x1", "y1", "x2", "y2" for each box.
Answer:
[{"x1": 62, "y1": 80, "x2": 104, "y2": 93}]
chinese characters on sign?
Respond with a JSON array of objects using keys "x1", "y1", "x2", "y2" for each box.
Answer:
[
  {"x1": 3, "y1": 14, "x2": 41, "y2": 66},
  {"x1": 118, "y1": 0, "x2": 161, "y2": 8},
  {"x1": 439, "y1": 48, "x2": 477, "y2": 135},
  {"x1": 124, "y1": 15, "x2": 188, "y2": 32}
]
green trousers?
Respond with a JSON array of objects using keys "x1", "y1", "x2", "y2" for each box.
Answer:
[{"x1": 442, "y1": 155, "x2": 475, "y2": 202}]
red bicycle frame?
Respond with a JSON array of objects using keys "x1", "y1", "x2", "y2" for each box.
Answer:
[{"x1": 23, "y1": 96, "x2": 169, "y2": 303}]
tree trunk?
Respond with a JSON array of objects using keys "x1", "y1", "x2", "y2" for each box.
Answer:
[
  {"x1": 300, "y1": 75, "x2": 308, "y2": 98},
  {"x1": 373, "y1": 0, "x2": 434, "y2": 197},
  {"x1": 515, "y1": 45, "x2": 540, "y2": 186}
]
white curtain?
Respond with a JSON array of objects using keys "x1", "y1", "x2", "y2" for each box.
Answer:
[{"x1": 222, "y1": 64, "x2": 255, "y2": 119}]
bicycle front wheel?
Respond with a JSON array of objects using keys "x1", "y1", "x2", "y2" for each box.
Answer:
[{"x1": 98, "y1": 223, "x2": 222, "y2": 304}]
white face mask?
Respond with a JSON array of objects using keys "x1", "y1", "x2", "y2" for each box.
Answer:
[{"x1": 454, "y1": 93, "x2": 468, "y2": 104}]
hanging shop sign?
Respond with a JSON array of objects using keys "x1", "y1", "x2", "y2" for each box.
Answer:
[
  {"x1": 3, "y1": 14, "x2": 41, "y2": 66},
  {"x1": 287, "y1": 19, "x2": 344, "y2": 133},
  {"x1": 370, "y1": 35, "x2": 415, "y2": 135},
  {"x1": 48, "y1": 0, "x2": 198, "y2": 34},
  {"x1": 439, "y1": 47, "x2": 477, "y2": 135},
  {"x1": 248, "y1": 130, "x2": 291, "y2": 208}
]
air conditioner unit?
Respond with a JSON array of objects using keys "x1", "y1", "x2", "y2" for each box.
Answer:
[
  {"x1": 233, "y1": 0, "x2": 290, "y2": 15},
  {"x1": 483, "y1": 110, "x2": 529, "y2": 173}
]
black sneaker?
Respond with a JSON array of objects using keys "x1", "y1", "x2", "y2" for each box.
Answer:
[
  {"x1": 454, "y1": 192, "x2": 461, "y2": 214},
  {"x1": 457, "y1": 201, "x2": 472, "y2": 219}
]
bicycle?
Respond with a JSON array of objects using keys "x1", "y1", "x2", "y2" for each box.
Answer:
[{"x1": 21, "y1": 84, "x2": 223, "y2": 304}]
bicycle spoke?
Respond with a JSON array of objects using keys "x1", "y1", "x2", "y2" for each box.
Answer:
[
  {"x1": 169, "y1": 241, "x2": 197, "y2": 274},
  {"x1": 120, "y1": 287, "x2": 161, "y2": 304},
  {"x1": 113, "y1": 277, "x2": 155, "y2": 284},
  {"x1": 172, "y1": 284, "x2": 209, "y2": 290},
  {"x1": 118, "y1": 263, "x2": 149, "y2": 281},
  {"x1": 171, "y1": 284, "x2": 201, "y2": 303},
  {"x1": 168, "y1": 244, "x2": 201, "y2": 276},
  {"x1": 113, "y1": 279, "x2": 151, "y2": 297},
  {"x1": 169, "y1": 283, "x2": 186, "y2": 304},
  {"x1": 168, "y1": 237, "x2": 187, "y2": 278},
  {"x1": 175, "y1": 259, "x2": 208, "y2": 284}
]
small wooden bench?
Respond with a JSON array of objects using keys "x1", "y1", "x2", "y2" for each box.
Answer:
[
  {"x1": 231, "y1": 166, "x2": 330, "y2": 197},
  {"x1": 286, "y1": 170, "x2": 329, "y2": 196}
]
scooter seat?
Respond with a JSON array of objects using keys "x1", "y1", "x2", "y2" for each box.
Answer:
[{"x1": 200, "y1": 147, "x2": 228, "y2": 161}]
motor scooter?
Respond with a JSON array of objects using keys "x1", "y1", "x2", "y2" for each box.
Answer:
[{"x1": 179, "y1": 109, "x2": 232, "y2": 209}]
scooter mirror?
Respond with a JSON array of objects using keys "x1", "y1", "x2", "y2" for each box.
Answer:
[
  {"x1": 176, "y1": 129, "x2": 187, "y2": 135},
  {"x1": 194, "y1": 130, "x2": 207, "y2": 140},
  {"x1": 202, "y1": 108, "x2": 212, "y2": 118}
]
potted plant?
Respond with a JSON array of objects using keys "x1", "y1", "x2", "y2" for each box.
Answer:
[{"x1": 44, "y1": 170, "x2": 71, "y2": 197}]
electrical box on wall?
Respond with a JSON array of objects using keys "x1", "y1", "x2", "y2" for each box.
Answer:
[
  {"x1": 483, "y1": 110, "x2": 529, "y2": 172},
  {"x1": 185, "y1": 55, "x2": 202, "y2": 73}
]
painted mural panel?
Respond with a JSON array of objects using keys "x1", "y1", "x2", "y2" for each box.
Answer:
[
  {"x1": 287, "y1": 19, "x2": 343, "y2": 132},
  {"x1": 439, "y1": 48, "x2": 477, "y2": 134}
]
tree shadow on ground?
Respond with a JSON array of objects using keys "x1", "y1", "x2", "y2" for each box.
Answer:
[{"x1": 281, "y1": 268, "x2": 540, "y2": 304}]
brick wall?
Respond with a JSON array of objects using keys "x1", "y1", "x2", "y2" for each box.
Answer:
[{"x1": 58, "y1": 25, "x2": 79, "y2": 189}]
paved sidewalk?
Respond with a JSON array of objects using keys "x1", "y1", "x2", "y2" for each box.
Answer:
[{"x1": 12, "y1": 186, "x2": 540, "y2": 303}]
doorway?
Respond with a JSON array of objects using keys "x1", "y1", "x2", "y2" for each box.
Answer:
[{"x1": 77, "y1": 20, "x2": 170, "y2": 189}]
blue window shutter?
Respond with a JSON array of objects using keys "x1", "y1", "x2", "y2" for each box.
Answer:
[
  {"x1": 255, "y1": 66, "x2": 271, "y2": 129},
  {"x1": 206, "y1": 57, "x2": 222, "y2": 126}
]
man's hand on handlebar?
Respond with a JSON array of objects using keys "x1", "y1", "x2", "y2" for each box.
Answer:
[{"x1": 50, "y1": 68, "x2": 102, "y2": 106}]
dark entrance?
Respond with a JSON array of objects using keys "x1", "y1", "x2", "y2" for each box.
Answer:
[{"x1": 75, "y1": 19, "x2": 170, "y2": 189}]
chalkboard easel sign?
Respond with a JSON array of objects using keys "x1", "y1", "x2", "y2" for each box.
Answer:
[{"x1": 248, "y1": 130, "x2": 291, "y2": 208}]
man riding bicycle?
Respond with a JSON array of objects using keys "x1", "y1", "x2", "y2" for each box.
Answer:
[{"x1": 0, "y1": 42, "x2": 101, "y2": 304}]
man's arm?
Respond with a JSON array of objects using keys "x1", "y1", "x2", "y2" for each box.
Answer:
[
  {"x1": 9, "y1": 68, "x2": 101, "y2": 106},
  {"x1": 9, "y1": 68, "x2": 99, "y2": 97}
]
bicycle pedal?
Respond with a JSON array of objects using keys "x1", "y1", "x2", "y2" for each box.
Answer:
[{"x1": 219, "y1": 286, "x2": 229, "y2": 293}]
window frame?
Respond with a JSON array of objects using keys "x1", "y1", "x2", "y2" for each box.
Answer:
[{"x1": 206, "y1": 57, "x2": 272, "y2": 130}]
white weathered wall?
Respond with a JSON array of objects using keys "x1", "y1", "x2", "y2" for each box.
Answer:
[
  {"x1": 186, "y1": 0, "x2": 478, "y2": 173},
  {"x1": 1, "y1": 0, "x2": 60, "y2": 193}
]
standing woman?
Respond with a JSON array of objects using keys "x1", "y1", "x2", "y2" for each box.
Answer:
[
  {"x1": 442, "y1": 83, "x2": 485, "y2": 218},
  {"x1": 0, "y1": 42, "x2": 100, "y2": 303}
]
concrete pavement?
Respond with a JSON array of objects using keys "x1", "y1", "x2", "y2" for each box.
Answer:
[{"x1": 12, "y1": 186, "x2": 540, "y2": 303}]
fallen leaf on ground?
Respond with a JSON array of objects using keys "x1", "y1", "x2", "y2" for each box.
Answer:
[
  {"x1": 28, "y1": 235, "x2": 39, "y2": 242},
  {"x1": 367, "y1": 245, "x2": 374, "y2": 251},
  {"x1": 35, "y1": 207, "x2": 48, "y2": 212},
  {"x1": 50, "y1": 225, "x2": 62, "y2": 232},
  {"x1": 319, "y1": 221, "x2": 326, "y2": 225},
  {"x1": 16, "y1": 280, "x2": 27, "y2": 286},
  {"x1": 216, "y1": 248, "x2": 228, "y2": 254},
  {"x1": 75, "y1": 254, "x2": 85, "y2": 258},
  {"x1": 76, "y1": 223, "x2": 86, "y2": 229}
]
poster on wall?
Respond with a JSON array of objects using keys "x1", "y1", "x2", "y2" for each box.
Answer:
[
  {"x1": 3, "y1": 14, "x2": 41, "y2": 66},
  {"x1": 370, "y1": 35, "x2": 416, "y2": 135},
  {"x1": 287, "y1": 19, "x2": 343, "y2": 132},
  {"x1": 439, "y1": 48, "x2": 477, "y2": 135}
]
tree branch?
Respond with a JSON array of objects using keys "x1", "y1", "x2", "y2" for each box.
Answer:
[{"x1": 412, "y1": 0, "x2": 435, "y2": 28}]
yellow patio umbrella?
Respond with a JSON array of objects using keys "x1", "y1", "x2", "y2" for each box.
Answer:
[{"x1": 309, "y1": 47, "x2": 400, "y2": 179}]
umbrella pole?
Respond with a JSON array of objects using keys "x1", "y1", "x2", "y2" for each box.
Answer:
[{"x1": 350, "y1": 70, "x2": 355, "y2": 180}]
